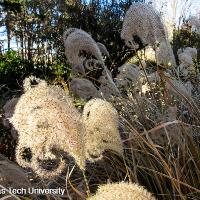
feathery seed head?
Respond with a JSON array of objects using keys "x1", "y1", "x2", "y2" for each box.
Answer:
[
  {"x1": 10, "y1": 78, "x2": 85, "y2": 178},
  {"x1": 64, "y1": 29, "x2": 103, "y2": 66},
  {"x1": 96, "y1": 42, "x2": 110, "y2": 57},
  {"x1": 82, "y1": 98, "x2": 123, "y2": 161},
  {"x1": 23, "y1": 75, "x2": 46, "y2": 92},
  {"x1": 98, "y1": 70, "x2": 119, "y2": 99},
  {"x1": 177, "y1": 47, "x2": 197, "y2": 77},
  {"x1": 115, "y1": 64, "x2": 141, "y2": 87},
  {"x1": 63, "y1": 27, "x2": 79, "y2": 42},
  {"x1": 156, "y1": 41, "x2": 176, "y2": 68},
  {"x1": 71, "y1": 58, "x2": 86, "y2": 75},
  {"x1": 178, "y1": 52, "x2": 194, "y2": 66},
  {"x1": 69, "y1": 78, "x2": 98, "y2": 100},
  {"x1": 87, "y1": 182, "x2": 157, "y2": 200},
  {"x1": 184, "y1": 47, "x2": 197, "y2": 59},
  {"x1": 121, "y1": 3, "x2": 166, "y2": 49}
]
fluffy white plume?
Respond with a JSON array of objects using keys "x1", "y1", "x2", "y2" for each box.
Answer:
[
  {"x1": 82, "y1": 99, "x2": 123, "y2": 162},
  {"x1": 156, "y1": 41, "x2": 176, "y2": 68},
  {"x1": 9, "y1": 78, "x2": 85, "y2": 178},
  {"x1": 69, "y1": 78, "x2": 98, "y2": 99},
  {"x1": 121, "y1": 3, "x2": 166, "y2": 49},
  {"x1": 64, "y1": 29, "x2": 103, "y2": 66},
  {"x1": 87, "y1": 182, "x2": 156, "y2": 200},
  {"x1": 115, "y1": 64, "x2": 142, "y2": 87},
  {"x1": 97, "y1": 42, "x2": 110, "y2": 57}
]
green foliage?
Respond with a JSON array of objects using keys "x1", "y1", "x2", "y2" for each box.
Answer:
[
  {"x1": 0, "y1": 51, "x2": 71, "y2": 88},
  {"x1": 0, "y1": 0, "x2": 24, "y2": 13},
  {"x1": 51, "y1": 61, "x2": 71, "y2": 78},
  {"x1": 173, "y1": 28, "x2": 200, "y2": 63},
  {"x1": 0, "y1": 50, "x2": 25, "y2": 87}
]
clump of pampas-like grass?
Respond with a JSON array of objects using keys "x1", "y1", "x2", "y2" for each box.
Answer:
[
  {"x1": 82, "y1": 98, "x2": 123, "y2": 162},
  {"x1": 9, "y1": 77, "x2": 85, "y2": 179},
  {"x1": 121, "y1": 3, "x2": 176, "y2": 68},
  {"x1": 87, "y1": 182, "x2": 156, "y2": 200}
]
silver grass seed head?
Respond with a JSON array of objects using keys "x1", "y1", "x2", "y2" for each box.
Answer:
[
  {"x1": 121, "y1": 3, "x2": 166, "y2": 49},
  {"x1": 71, "y1": 61, "x2": 86, "y2": 76},
  {"x1": 115, "y1": 64, "x2": 141, "y2": 87},
  {"x1": 97, "y1": 42, "x2": 110, "y2": 57},
  {"x1": 156, "y1": 41, "x2": 176, "y2": 68},
  {"x1": 64, "y1": 29, "x2": 103, "y2": 66},
  {"x1": 63, "y1": 27, "x2": 80, "y2": 43},
  {"x1": 82, "y1": 98, "x2": 123, "y2": 162},
  {"x1": 10, "y1": 80, "x2": 85, "y2": 178},
  {"x1": 23, "y1": 75, "x2": 46, "y2": 92},
  {"x1": 69, "y1": 78, "x2": 98, "y2": 100},
  {"x1": 87, "y1": 182, "x2": 157, "y2": 200},
  {"x1": 178, "y1": 52, "x2": 194, "y2": 66},
  {"x1": 184, "y1": 47, "x2": 197, "y2": 59},
  {"x1": 98, "y1": 70, "x2": 119, "y2": 99}
]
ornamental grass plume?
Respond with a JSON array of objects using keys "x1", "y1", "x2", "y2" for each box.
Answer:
[
  {"x1": 9, "y1": 77, "x2": 85, "y2": 179},
  {"x1": 71, "y1": 60, "x2": 86, "y2": 75},
  {"x1": 121, "y1": 3, "x2": 176, "y2": 69},
  {"x1": 189, "y1": 16, "x2": 200, "y2": 33},
  {"x1": 115, "y1": 64, "x2": 142, "y2": 88},
  {"x1": 98, "y1": 70, "x2": 119, "y2": 99},
  {"x1": 87, "y1": 182, "x2": 156, "y2": 200},
  {"x1": 166, "y1": 77, "x2": 193, "y2": 97},
  {"x1": 156, "y1": 41, "x2": 176, "y2": 68},
  {"x1": 177, "y1": 47, "x2": 198, "y2": 77},
  {"x1": 63, "y1": 28, "x2": 103, "y2": 67},
  {"x1": 178, "y1": 52, "x2": 194, "y2": 66},
  {"x1": 63, "y1": 27, "x2": 79, "y2": 42},
  {"x1": 121, "y1": 3, "x2": 166, "y2": 49},
  {"x1": 82, "y1": 98, "x2": 123, "y2": 161},
  {"x1": 184, "y1": 47, "x2": 197, "y2": 59},
  {"x1": 69, "y1": 78, "x2": 98, "y2": 100},
  {"x1": 96, "y1": 42, "x2": 109, "y2": 57},
  {"x1": 63, "y1": 28, "x2": 120, "y2": 96}
]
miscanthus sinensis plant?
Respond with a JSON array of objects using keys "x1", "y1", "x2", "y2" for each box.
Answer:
[
  {"x1": 63, "y1": 28, "x2": 120, "y2": 99},
  {"x1": 69, "y1": 78, "x2": 98, "y2": 100},
  {"x1": 121, "y1": 3, "x2": 166, "y2": 49},
  {"x1": 121, "y1": 3, "x2": 176, "y2": 68},
  {"x1": 5, "y1": 77, "x2": 123, "y2": 179},
  {"x1": 1, "y1": 3, "x2": 200, "y2": 200},
  {"x1": 63, "y1": 28, "x2": 103, "y2": 69},
  {"x1": 87, "y1": 182, "x2": 156, "y2": 200},
  {"x1": 178, "y1": 47, "x2": 198, "y2": 77},
  {"x1": 9, "y1": 77, "x2": 85, "y2": 178},
  {"x1": 82, "y1": 98, "x2": 123, "y2": 162}
]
